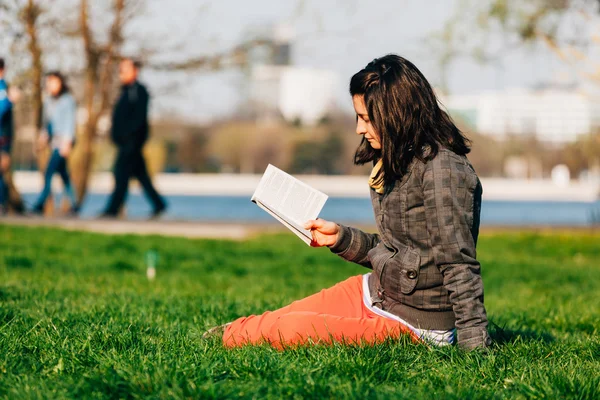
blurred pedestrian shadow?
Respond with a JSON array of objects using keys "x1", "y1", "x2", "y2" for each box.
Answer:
[{"x1": 489, "y1": 321, "x2": 555, "y2": 345}]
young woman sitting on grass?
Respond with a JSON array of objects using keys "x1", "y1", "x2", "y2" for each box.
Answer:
[{"x1": 219, "y1": 54, "x2": 491, "y2": 350}]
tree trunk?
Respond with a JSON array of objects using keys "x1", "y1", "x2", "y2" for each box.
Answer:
[
  {"x1": 72, "y1": 0, "x2": 124, "y2": 206},
  {"x1": 71, "y1": 131, "x2": 95, "y2": 205},
  {"x1": 23, "y1": 0, "x2": 52, "y2": 215},
  {"x1": 3, "y1": 171, "x2": 25, "y2": 214},
  {"x1": 2, "y1": 110, "x2": 25, "y2": 214}
]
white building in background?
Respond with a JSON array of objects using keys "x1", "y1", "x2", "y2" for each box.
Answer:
[
  {"x1": 442, "y1": 88, "x2": 600, "y2": 143},
  {"x1": 246, "y1": 22, "x2": 339, "y2": 126},
  {"x1": 250, "y1": 65, "x2": 338, "y2": 126}
]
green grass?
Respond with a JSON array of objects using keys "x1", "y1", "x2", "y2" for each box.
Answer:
[{"x1": 0, "y1": 224, "x2": 599, "y2": 399}]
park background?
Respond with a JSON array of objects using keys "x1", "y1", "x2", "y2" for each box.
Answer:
[
  {"x1": 0, "y1": 0, "x2": 599, "y2": 224},
  {"x1": 1, "y1": 0, "x2": 599, "y2": 399}
]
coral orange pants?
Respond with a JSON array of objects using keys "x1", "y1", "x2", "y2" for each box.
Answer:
[{"x1": 223, "y1": 275, "x2": 418, "y2": 349}]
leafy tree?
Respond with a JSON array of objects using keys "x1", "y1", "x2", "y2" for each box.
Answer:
[{"x1": 290, "y1": 131, "x2": 344, "y2": 175}]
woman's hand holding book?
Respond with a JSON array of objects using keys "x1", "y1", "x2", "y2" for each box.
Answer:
[{"x1": 304, "y1": 219, "x2": 340, "y2": 248}]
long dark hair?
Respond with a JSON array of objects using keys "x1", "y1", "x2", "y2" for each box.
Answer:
[
  {"x1": 46, "y1": 71, "x2": 70, "y2": 97},
  {"x1": 350, "y1": 54, "x2": 471, "y2": 186}
]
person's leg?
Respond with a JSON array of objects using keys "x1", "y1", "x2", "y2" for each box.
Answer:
[
  {"x1": 33, "y1": 149, "x2": 61, "y2": 211},
  {"x1": 222, "y1": 275, "x2": 416, "y2": 347},
  {"x1": 56, "y1": 155, "x2": 78, "y2": 210},
  {"x1": 103, "y1": 150, "x2": 130, "y2": 215},
  {"x1": 0, "y1": 170, "x2": 6, "y2": 212},
  {"x1": 131, "y1": 151, "x2": 166, "y2": 213},
  {"x1": 0, "y1": 152, "x2": 6, "y2": 210},
  {"x1": 273, "y1": 275, "x2": 367, "y2": 317},
  {"x1": 259, "y1": 309, "x2": 418, "y2": 349}
]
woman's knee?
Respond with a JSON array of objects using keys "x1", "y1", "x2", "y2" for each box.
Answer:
[
  {"x1": 267, "y1": 312, "x2": 330, "y2": 347},
  {"x1": 269, "y1": 314, "x2": 300, "y2": 338},
  {"x1": 222, "y1": 313, "x2": 280, "y2": 347}
]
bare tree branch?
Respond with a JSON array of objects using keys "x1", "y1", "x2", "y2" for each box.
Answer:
[
  {"x1": 97, "y1": 0, "x2": 124, "y2": 117},
  {"x1": 149, "y1": 38, "x2": 273, "y2": 71},
  {"x1": 432, "y1": 0, "x2": 600, "y2": 90}
]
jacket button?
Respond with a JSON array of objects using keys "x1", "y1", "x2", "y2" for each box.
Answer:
[{"x1": 407, "y1": 270, "x2": 417, "y2": 279}]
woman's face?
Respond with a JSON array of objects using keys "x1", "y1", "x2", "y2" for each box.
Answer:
[
  {"x1": 353, "y1": 95, "x2": 381, "y2": 150},
  {"x1": 46, "y1": 76, "x2": 62, "y2": 97}
]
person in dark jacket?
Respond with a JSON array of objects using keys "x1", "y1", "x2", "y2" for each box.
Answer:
[
  {"x1": 218, "y1": 55, "x2": 491, "y2": 351},
  {"x1": 101, "y1": 58, "x2": 166, "y2": 218}
]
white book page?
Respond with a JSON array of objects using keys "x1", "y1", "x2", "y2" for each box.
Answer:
[
  {"x1": 254, "y1": 201, "x2": 312, "y2": 245},
  {"x1": 252, "y1": 164, "x2": 328, "y2": 243}
]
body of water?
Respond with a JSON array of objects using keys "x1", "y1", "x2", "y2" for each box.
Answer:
[{"x1": 21, "y1": 193, "x2": 600, "y2": 226}]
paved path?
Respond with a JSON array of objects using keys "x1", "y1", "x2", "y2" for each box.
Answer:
[
  {"x1": 1, "y1": 216, "x2": 287, "y2": 240},
  {"x1": 2, "y1": 216, "x2": 597, "y2": 240}
]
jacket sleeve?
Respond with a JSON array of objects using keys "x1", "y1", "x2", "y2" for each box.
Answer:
[
  {"x1": 329, "y1": 224, "x2": 380, "y2": 268},
  {"x1": 123, "y1": 84, "x2": 149, "y2": 147},
  {"x1": 42, "y1": 99, "x2": 49, "y2": 134},
  {"x1": 422, "y1": 152, "x2": 491, "y2": 350},
  {"x1": 0, "y1": 83, "x2": 12, "y2": 129},
  {"x1": 110, "y1": 106, "x2": 124, "y2": 146},
  {"x1": 61, "y1": 96, "x2": 77, "y2": 142}
]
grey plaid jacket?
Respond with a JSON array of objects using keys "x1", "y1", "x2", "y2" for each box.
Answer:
[{"x1": 330, "y1": 148, "x2": 491, "y2": 349}]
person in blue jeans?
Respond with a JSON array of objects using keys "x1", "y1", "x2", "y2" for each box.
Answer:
[
  {"x1": 32, "y1": 71, "x2": 79, "y2": 215},
  {"x1": 0, "y1": 57, "x2": 13, "y2": 214}
]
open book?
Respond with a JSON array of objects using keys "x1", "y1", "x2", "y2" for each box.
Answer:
[{"x1": 252, "y1": 164, "x2": 328, "y2": 245}]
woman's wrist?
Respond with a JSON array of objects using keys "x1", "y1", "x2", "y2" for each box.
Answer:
[{"x1": 328, "y1": 224, "x2": 350, "y2": 252}]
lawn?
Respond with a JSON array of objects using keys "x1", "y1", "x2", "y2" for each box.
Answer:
[{"x1": 0, "y1": 224, "x2": 599, "y2": 399}]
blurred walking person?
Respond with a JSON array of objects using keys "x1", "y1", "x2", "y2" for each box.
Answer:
[
  {"x1": 0, "y1": 58, "x2": 12, "y2": 214},
  {"x1": 100, "y1": 58, "x2": 166, "y2": 218},
  {"x1": 32, "y1": 71, "x2": 80, "y2": 215}
]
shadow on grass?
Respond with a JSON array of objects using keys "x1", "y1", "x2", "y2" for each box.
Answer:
[
  {"x1": 111, "y1": 260, "x2": 137, "y2": 271},
  {"x1": 3, "y1": 255, "x2": 34, "y2": 269},
  {"x1": 489, "y1": 321, "x2": 555, "y2": 345}
]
